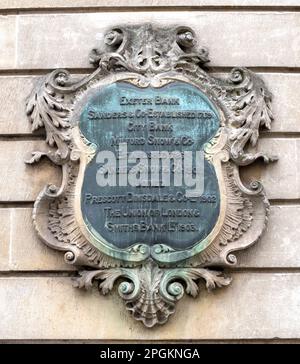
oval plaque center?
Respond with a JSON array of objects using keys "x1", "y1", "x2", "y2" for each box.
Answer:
[{"x1": 79, "y1": 81, "x2": 220, "y2": 251}]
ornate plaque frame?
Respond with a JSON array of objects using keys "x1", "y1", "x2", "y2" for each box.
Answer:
[{"x1": 26, "y1": 25, "x2": 276, "y2": 327}]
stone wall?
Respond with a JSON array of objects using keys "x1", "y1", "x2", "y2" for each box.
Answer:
[{"x1": 0, "y1": 1, "x2": 299, "y2": 342}]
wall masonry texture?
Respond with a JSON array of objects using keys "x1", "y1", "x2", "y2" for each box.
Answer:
[
  {"x1": 2, "y1": 12, "x2": 299, "y2": 69},
  {"x1": 0, "y1": 1, "x2": 299, "y2": 342},
  {"x1": 1, "y1": 273, "x2": 300, "y2": 340}
]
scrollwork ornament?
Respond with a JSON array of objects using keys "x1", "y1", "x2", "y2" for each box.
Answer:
[{"x1": 26, "y1": 24, "x2": 277, "y2": 327}]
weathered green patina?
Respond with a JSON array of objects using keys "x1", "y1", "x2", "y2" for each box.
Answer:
[{"x1": 79, "y1": 81, "x2": 220, "y2": 252}]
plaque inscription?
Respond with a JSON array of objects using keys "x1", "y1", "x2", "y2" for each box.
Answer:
[
  {"x1": 26, "y1": 25, "x2": 276, "y2": 327},
  {"x1": 80, "y1": 81, "x2": 220, "y2": 250}
]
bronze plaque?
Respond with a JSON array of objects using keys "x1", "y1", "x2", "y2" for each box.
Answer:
[{"x1": 26, "y1": 25, "x2": 276, "y2": 327}]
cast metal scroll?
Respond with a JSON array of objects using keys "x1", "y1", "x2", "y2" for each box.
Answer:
[{"x1": 26, "y1": 24, "x2": 276, "y2": 327}]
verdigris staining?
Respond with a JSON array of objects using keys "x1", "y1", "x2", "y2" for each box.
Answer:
[{"x1": 79, "y1": 81, "x2": 220, "y2": 250}]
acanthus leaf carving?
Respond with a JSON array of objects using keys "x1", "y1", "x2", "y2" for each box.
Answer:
[
  {"x1": 225, "y1": 68, "x2": 278, "y2": 166},
  {"x1": 26, "y1": 71, "x2": 73, "y2": 165},
  {"x1": 180, "y1": 66, "x2": 278, "y2": 166}
]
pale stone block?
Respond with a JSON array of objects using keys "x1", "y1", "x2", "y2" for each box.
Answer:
[
  {"x1": 237, "y1": 205, "x2": 300, "y2": 267},
  {"x1": 0, "y1": 140, "x2": 61, "y2": 201},
  {"x1": 264, "y1": 74, "x2": 300, "y2": 133},
  {"x1": 260, "y1": 138, "x2": 300, "y2": 199},
  {"x1": 0, "y1": 209, "x2": 10, "y2": 270},
  {"x1": 0, "y1": 16, "x2": 16, "y2": 69},
  {"x1": 1, "y1": 206, "x2": 298, "y2": 271},
  {"x1": 16, "y1": 12, "x2": 300, "y2": 69},
  {"x1": 0, "y1": 73, "x2": 299, "y2": 135},
  {"x1": 0, "y1": 76, "x2": 39, "y2": 134},
  {"x1": 9, "y1": 208, "x2": 74, "y2": 271},
  {"x1": 1, "y1": 273, "x2": 300, "y2": 339},
  {"x1": 0, "y1": 138, "x2": 297, "y2": 201},
  {"x1": 1, "y1": 1, "x2": 300, "y2": 9},
  {"x1": 240, "y1": 138, "x2": 300, "y2": 200}
]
